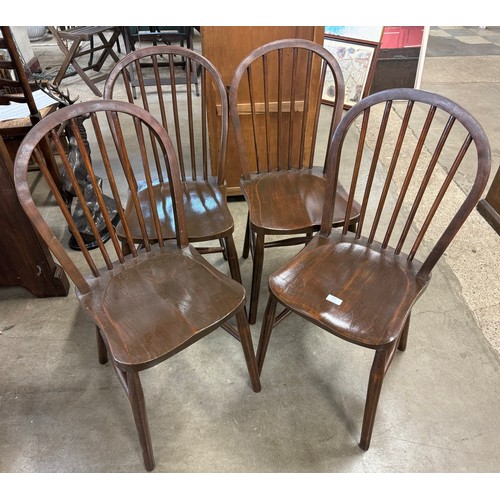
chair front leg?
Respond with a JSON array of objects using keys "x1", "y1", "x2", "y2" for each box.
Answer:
[
  {"x1": 398, "y1": 314, "x2": 411, "y2": 352},
  {"x1": 225, "y1": 234, "x2": 243, "y2": 284},
  {"x1": 235, "y1": 309, "x2": 261, "y2": 393},
  {"x1": 127, "y1": 370, "x2": 155, "y2": 471},
  {"x1": 256, "y1": 293, "x2": 278, "y2": 374},
  {"x1": 95, "y1": 326, "x2": 108, "y2": 365},
  {"x1": 359, "y1": 348, "x2": 389, "y2": 451},
  {"x1": 248, "y1": 232, "x2": 265, "y2": 324}
]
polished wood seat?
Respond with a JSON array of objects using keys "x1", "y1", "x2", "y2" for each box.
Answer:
[
  {"x1": 121, "y1": 179, "x2": 233, "y2": 243},
  {"x1": 267, "y1": 232, "x2": 426, "y2": 346},
  {"x1": 241, "y1": 167, "x2": 355, "y2": 233},
  {"x1": 14, "y1": 100, "x2": 261, "y2": 471},
  {"x1": 229, "y1": 39, "x2": 360, "y2": 324},
  {"x1": 257, "y1": 88, "x2": 491, "y2": 451},
  {"x1": 79, "y1": 243, "x2": 245, "y2": 369},
  {"x1": 104, "y1": 46, "x2": 241, "y2": 281}
]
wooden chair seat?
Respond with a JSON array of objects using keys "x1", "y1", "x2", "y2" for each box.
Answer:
[
  {"x1": 241, "y1": 168, "x2": 356, "y2": 234},
  {"x1": 117, "y1": 179, "x2": 233, "y2": 244},
  {"x1": 268, "y1": 232, "x2": 428, "y2": 347},
  {"x1": 78, "y1": 242, "x2": 245, "y2": 370}
]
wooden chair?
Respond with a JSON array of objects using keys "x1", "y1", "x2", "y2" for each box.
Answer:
[
  {"x1": 13, "y1": 99, "x2": 261, "y2": 471},
  {"x1": 103, "y1": 46, "x2": 241, "y2": 283},
  {"x1": 228, "y1": 38, "x2": 360, "y2": 324},
  {"x1": 256, "y1": 88, "x2": 491, "y2": 450},
  {"x1": 47, "y1": 26, "x2": 121, "y2": 97}
]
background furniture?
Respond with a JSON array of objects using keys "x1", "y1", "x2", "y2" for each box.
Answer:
[
  {"x1": 0, "y1": 26, "x2": 69, "y2": 297},
  {"x1": 257, "y1": 88, "x2": 491, "y2": 451},
  {"x1": 371, "y1": 26, "x2": 428, "y2": 93},
  {"x1": 477, "y1": 165, "x2": 500, "y2": 234},
  {"x1": 13, "y1": 99, "x2": 260, "y2": 471},
  {"x1": 201, "y1": 26, "x2": 325, "y2": 195},
  {"x1": 122, "y1": 26, "x2": 194, "y2": 52},
  {"x1": 229, "y1": 38, "x2": 360, "y2": 323},
  {"x1": 120, "y1": 27, "x2": 198, "y2": 98},
  {"x1": 103, "y1": 46, "x2": 241, "y2": 282},
  {"x1": 0, "y1": 136, "x2": 69, "y2": 297},
  {"x1": 47, "y1": 26, "x2": 121, "y2": 97},
  {"x1": 0, "y1": 26, "x2": 61, "y2": 182}
]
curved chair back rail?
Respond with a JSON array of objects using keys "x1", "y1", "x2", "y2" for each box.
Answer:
[
  {"x1": 320, "y1": 87, "x2": 491, "y2": 279},
  {"x1": 103, "y1": 45, "x2": 242, "y2": 283},
  {"x1": 104, "y1": 45, "x2": 228, "y2": 186},
  {"x1": 229, "y1": 38, "x2": 345, "y2": 179}
]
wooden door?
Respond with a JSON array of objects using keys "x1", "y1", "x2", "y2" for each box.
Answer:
[{"x1": 201, "y1": 26, "x2": 324, "y2": 196}]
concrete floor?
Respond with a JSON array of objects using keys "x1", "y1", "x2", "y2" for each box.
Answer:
[{"x1": 0, "y1": 26, "x2": 499, "y2": 475}]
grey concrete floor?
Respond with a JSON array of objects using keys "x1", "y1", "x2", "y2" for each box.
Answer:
[{"x1": 0, "y1": 26, "x2": 499, "y2": 478}]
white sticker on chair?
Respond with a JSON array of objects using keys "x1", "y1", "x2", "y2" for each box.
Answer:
[{"x1": 326, "y1": 294, "x2": 343, "y2": 305}]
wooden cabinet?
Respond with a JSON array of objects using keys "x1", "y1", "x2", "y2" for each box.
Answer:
[
  {"x1": 201, "y1": 26, "x2": 324, "y2": 196},
  {"x1": 0, "y1": 137, "x2": 69, "y2": 297}
]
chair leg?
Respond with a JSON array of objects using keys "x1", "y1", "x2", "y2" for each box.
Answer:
[
  {"x1": 256, "y1": 293, "x2": 278, "y2": 374},
  {"x1": 359, "y1": 349, "x2": 388, "y2": 451},
  {"x1": 235, "y1": 309, "x2": 261, "y2": 393},
  {"x1": 127, "y1": 370, "x2": 155, "y2": 471},
  {"x1": 242, "y1": 213, "x2": 251, "y2": 259},
  {"x1": 248, "y1": 232, "x2": 265, "y2": 324},
  {"x1": 121, "y1": 240, "x2": 133, "y2": 257},
  {"x1": 398, "y1": 314, "x2": 411, "y2": 352},
  {"x1": 95, "y1": 326, "x2": 108, "y2": 365},
  {"x1": 219, "y1": 238, "x2": 228, "y2": 261},
  {"x1": 224, "y1": 234, "x2": 242, "y2": 284}
]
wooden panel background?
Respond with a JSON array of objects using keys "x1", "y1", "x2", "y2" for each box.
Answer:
[{"x1": 201, "y1": 26, "x2": 324, "y2": 195}]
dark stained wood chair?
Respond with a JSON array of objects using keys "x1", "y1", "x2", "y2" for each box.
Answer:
[
  {"x1": 256, "y1": 88, "x2": 491, "y2": 451},
  {"x1": 228, "y1": 38, "x2": 360, "y2": 324},
  {"x1": 103, "y1": 46, "x2": 241, "y2": 282},
  {"x1": 13, "y1": 100, "x2": 261, "y2": 471}
]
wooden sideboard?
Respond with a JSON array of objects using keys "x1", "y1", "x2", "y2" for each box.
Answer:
[
  {"x1": 201, "y1": 26, "x2": 324, "y2": 196},
  {"x1": 0, "y1": 136, "x2": 69, "y2": 297}
]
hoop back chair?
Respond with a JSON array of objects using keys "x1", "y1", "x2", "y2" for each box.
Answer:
[
  {"x1": 103, "y1": 46, "x2": 241, "y2": 282},
  {"x1": 14, "y1": 100, "x2": 261, "y2": 471},
  {"x1": 257, "y1": 88, "x2": 491, "y2": 451},
  {"x1": 228, "y1": 38, "x2": 360, "y2": 323}
]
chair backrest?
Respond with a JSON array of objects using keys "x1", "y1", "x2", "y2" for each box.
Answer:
[
  {"x1": 228, "y1": 38, "x2": 345, "y2": 179},
  {"x1": 0, "y1": 26, "x2": 40, "y2": 120},
  {"x1": 103, "y1": 45, "x2": 228, "y2": 186},
  {"x1": 320, "y1": 88, "x2": 491, "y2": 279},
  {"x1": 14, "y1": 100, "x2": 189, "y2": 295}
]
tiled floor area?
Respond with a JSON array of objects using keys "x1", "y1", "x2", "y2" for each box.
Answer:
[{"x1": 0, "y1": 26, "x2": 499, "y2": 481}]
